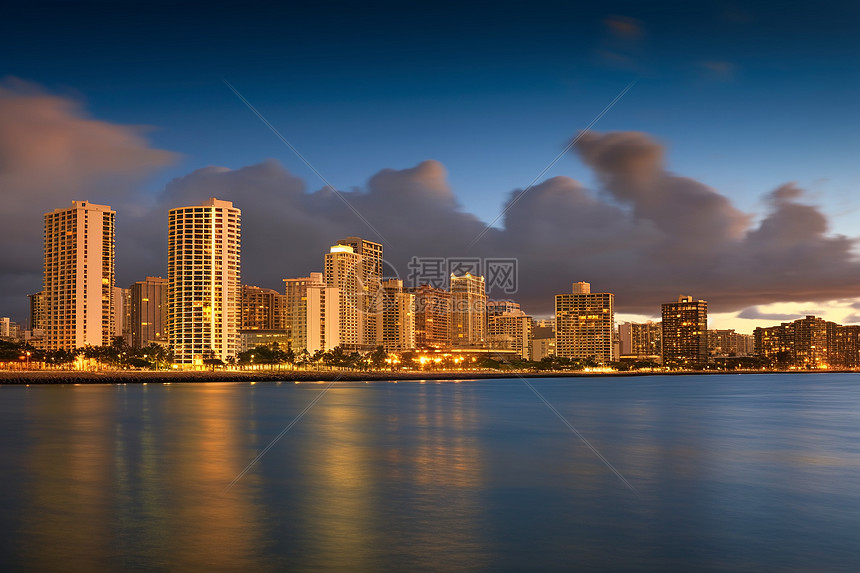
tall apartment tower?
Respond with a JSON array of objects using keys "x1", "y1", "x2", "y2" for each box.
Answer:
[
  {"x1": 661, "y1": 295, "x2": 708, "y2": 368},
  {"x1": 325, "y1": 244, "x2": 362, "y2": 350},
  {"x1": 381, "y1": 279, "x2": 416, "y2": 352},
  {"x1": 408, "y1": 284, "x2": 452, "y2": 348},
  {"x1": 336, "y1": 236, "x2": 384, "y2": 348},
  {"x1": 43, "y1": 201, "x2": 115, "y2": 350},
  {"x1": 168, "y1": 198, "x2": 241, "y2": 365},
  {"x1": 450, "y1": 273, "x2": 487, "y2": 346},
  {"x1": 129, "y1": 276, "x2": 168, "y2": 348},
  {"x1": 555, "y1": 282, "x2": 616, "y2": 363}
]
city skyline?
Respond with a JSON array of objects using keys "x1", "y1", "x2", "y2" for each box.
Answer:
[{"x1": 1, "y1": 2, "x2": 858, "y2": 333}]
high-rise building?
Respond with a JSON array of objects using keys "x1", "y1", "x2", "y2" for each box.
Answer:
[
  {"x1": 43, "y1": 201, "x2": 115, "y2": 350},
  {"x1": 834, "y1": 325, "x2": 860, "y2": 368},
  {"x1": 241, "y1": 285, "x2": 287, "y2": 330},
  {"x1": 129, "y1": 276, "x2": 168, "y2": 348},
  {"x1": 708, "y1": 329, "x2": 754, "y2": 357},
  {"x1": 381, "y1": 279, "x2": 415, "y2": 352},
  {"x1": 618, "y1": 321, "x2": 662, "y2": 359},
  {"x1": 283, "y1": 272, "x2": 341, "y2": 354},
  {"x1": 325, "y1": 243, "x2": 362, "y2": 350},
  {"x1": 409, "y1": 284, "x2": 451, "y2": 348},
  {"x1": 661, "y1": 295, "x2": 708, "y2": 368},
  {"x1": 555, "y1": 282, "x2": 616, "y2": 363},
  {"x1": 28, "y1": 291, "x2": 45, "y2": 331},
  {"x1": 336, "y1": 236, "x2": 384, "y2": 348},
  {"x1": 450, "y1": 273, "x2": 487, "y2": 346},
  {"x1": 168, "y1": 198, "x2": 241, "y2": 365},
  {"x1": 487, "y1": 304, "x2": 532, "y2": 360},
  {"x1": 754, "y1": 315, "x2": 838, "y2": 368}
]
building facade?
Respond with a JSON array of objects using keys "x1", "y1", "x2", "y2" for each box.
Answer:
[
  {"x1": 661, "y1": 295, "x2": 708, "y2": 368},
  {"x1": 381, "y1": 279, "x2": 416, "y2": 352},
  {"x1": 618, "y1": 321, "x2": 662, "y2": 360},
  {"x1": 325, "y1": 244, "x2": 362, "y2": 350},
  {"x1": 450, "y1": 273, "x2": 487, "y2": 347},
  {"x1": 554, "y1": 282, "x2": 616, "y2": 363},
  {"x1": 487, "y1": 305, "x2": 533, "y2": 360},
  {"x1": 241, "y1": 285, "x2": 286, "y2": 330},
  {"x1": 43, "y1": 201, "x2": 115, "y2": 350},
  {"x1": 409, "y1": 284, "x2": 451, "y2": 348},
  {"x1": 167, "y1": 198, "x2": 241, "y2": 365},
  {"x1": 129, "y1": 276, "x2": 168, "y2": 348},
  {"x1": 336, "y1": 236, "x2": 383, "y2": 348}
]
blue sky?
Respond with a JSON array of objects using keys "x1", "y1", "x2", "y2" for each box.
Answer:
[{"x1": 1, "y1": 1, "x2": 858, "y2": 328}]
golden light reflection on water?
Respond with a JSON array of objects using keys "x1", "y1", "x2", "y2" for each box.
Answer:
[{"x1": 18, "y1": 384, "x2": 268, "y2": 570}]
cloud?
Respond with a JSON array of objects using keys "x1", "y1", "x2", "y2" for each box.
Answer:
[
  {"x1": 3, "y1": 85, "x2": 859, "y2": 325},
  {"x1": 0, "y1": 78, "x2": 178, "y2": 321},
  {"x1": 700, "y1": 60, "x2": 737, "y2": 81},
  {"x1": 597, "y1": 16, "x2": 646, "y2": 71},
  {"x1": 604, "y1": 16, "x2": 642, "y2": 39},
  {"x1": 737, "y1": 307, "x2": 805, "y2": 322}
]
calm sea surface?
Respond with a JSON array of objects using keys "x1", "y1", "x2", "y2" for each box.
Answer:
[{"x1": 1, "y1": 374, "x2": 859, "y2": 571}]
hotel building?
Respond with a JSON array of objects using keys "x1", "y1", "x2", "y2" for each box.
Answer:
[
  {"x1": 336, "y1": 236, "x2": 384, "y2": 348},
  {"x1": 487, "y1": 301, "x2": 532, "y2": 360},
  {"x1": 43, "y1": 201, "x2": 115, "y2": 350},
  {"x1": 325, "y1": 243, "x2": 362, "y2": 350},
  {"x1": 284, "y1": 272, "x2": 340, "y2": 353},
  {"x1": 167, "y1": 198, "x2": 241, "y2": 365},
  {"x1": 450, "y1": 273, "x2": 487, "y2": 346},
  {"x1": 555, "y1": 282, "x2": 616, "y2": 363},
  {"x1": 661, "y1": 295, "x2": 708, "y2": 368},
  {"x1": 129, "y1": 276, "x2": 168, "y2": 348},
  {"x1": 381, "y1": 279, "x2": 416, "y2": 352},
  {"x1": 241, "y1": 285, "x2": 287, "y2": 330},
  {"x1": 408, "y1": 284, "x2": 452, "y2": 348}
]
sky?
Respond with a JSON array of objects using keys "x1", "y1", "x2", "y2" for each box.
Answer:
[{"x1": 0, "y1": 0, "x2": 858, "y2": 332}]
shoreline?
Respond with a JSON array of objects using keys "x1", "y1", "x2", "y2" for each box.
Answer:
[{"x1": 1, "y1": 368, "x2": 856, "y2": 384}]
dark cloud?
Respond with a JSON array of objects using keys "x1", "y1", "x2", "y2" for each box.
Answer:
[
  {"x1": 2, "y1": 84, "x2": 859, "y2": 323},
  {"x1": 736, "y1": 307, "x2": 805, "y2": 322},
  {"x1": 0, "y1": 79, "x2": 178, "y2": 322}
]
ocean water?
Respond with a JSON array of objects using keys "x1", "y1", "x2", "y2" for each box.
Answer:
[{"x1": 0, "y1": 374, "x2": 859, "y2": 571}]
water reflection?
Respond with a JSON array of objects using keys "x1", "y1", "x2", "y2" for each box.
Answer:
[{"x1": 2, "y1": 376, "x2": 859, "y2": 571}]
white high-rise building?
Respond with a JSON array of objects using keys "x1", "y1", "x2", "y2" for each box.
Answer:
[
  {"x1": 336, "y1": 236, "x2": 384, "y2": 348},
  {"x1": 325, "y1": 244, "x2": 362, "y2": 350},
  {"x1": 43, "y1": 201, "x2": 115, "y2": 350},
  {"x1": 284, "y1": 272, "x2": 340, "y2": 354},
  {"x1": 168, "y1": 198, "x2": 241, "y2": 365}
]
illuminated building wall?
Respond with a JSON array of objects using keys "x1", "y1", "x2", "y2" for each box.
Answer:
[
  {"x1": 450, "y1": 273, "x2": 487, "y2": 347},
  {"x1": 555, "y1": 282, "x2": 616, "y2": 362},
  {"x1": 43, "y1": 201, "x2": 115, "y2": 350},
  {"x1": 381, "y1": 279, "x2": 415, "y2": 352},
  {"x1": 409, "y1": 284, "x2": 451, "y2": 348},
  {"x1": 168, "y1": 198, "x2": 241, "y2": 365},
  {"x1": 129, "y1": 276, "x2": 168, "y2": 348},
  {"x1": 661, "y1": 295, "x2": 708, "y2": 368}
]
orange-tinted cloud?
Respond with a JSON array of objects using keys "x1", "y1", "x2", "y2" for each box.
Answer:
[{"x1": 0, "y1": 78, "x2": 177, "y2": 316}]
